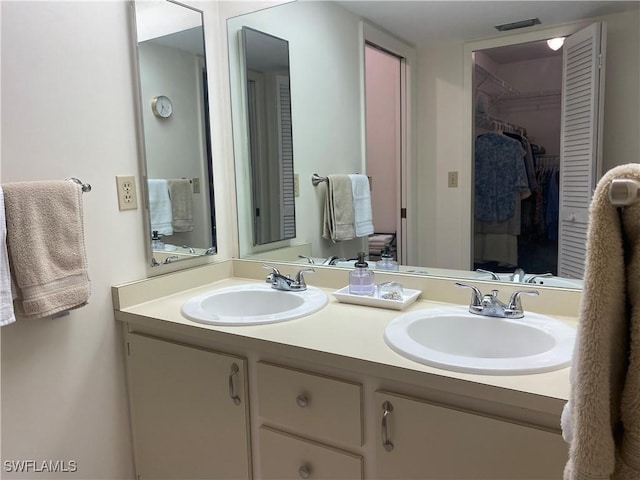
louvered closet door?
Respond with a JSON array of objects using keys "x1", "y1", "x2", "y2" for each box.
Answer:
[
  {"x1": 276, "y1": 75, "x2": 296, "y2": 239},
  {"x1": 558, "y1": 22, "x2": 605, "y2": 278}
]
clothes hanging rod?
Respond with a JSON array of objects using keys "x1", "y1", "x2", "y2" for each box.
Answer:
[
  {"x1": 609, "y1": 178, "x2": 640, "y2": 206},
  {"x1": 66, "y1": 177, "x2": 92, "y2": 193}
]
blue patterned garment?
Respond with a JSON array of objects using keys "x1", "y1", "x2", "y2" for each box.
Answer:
[{"x1": 475, "y1": 133, "x2": 529, "y2": 222}]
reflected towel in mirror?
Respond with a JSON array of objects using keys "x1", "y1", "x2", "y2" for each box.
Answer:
[
  {"x1": 349, "y1": 174, "x2": 374, "y2": 237},
  {"x1": 322, "y1": 175, "x2": 355, "y2": 242},
  {"x1": 168, "y1": 179, "x2": 194, "y2": 232},
  {"x1": 148, "y1": 179, "x2": 173, "y2": 236}
]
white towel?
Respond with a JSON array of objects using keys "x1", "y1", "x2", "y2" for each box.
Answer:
[
  {"x1": 349, "y1": 174, "x2": 374, "y2": 237},
  {"x1": 562, "y1": 164, "x2": 640, "y2": 480},
  {"x1": 148, "y1": 179, "x2": 173, "y2": 236},
  {"x1": 0, "y1": 186, "x2": 16, "y2": 326},
  {"x1": 167, "y1": 179, "x2": 194, "y2": 232}
]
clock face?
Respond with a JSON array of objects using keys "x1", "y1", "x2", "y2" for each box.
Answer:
[{"x1": 152, "y1": 95, "x2": 173, "y2": 118}]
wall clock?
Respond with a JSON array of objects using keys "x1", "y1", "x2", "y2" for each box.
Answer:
[{"x1": 151, "y1": 95, "x2": 173, "y2": 118}]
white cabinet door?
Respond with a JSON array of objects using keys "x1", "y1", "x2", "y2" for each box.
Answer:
[
  {"x1": 126, "y1": 333, "x2": 251, "y2": 479},
  {"x1": 374, "y1": 391, "x2": 567, "y2": 479}
]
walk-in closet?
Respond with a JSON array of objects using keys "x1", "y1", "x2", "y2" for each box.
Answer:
[{"x1": 473, "y1": 39, "x2": 562, "y2": 275}]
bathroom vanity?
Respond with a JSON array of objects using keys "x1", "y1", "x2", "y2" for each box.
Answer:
[{"x1": 113, "y1": 260, "x2": 579, "y2": 479}]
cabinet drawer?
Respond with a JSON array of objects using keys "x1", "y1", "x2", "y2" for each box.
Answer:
[
  {"x1": 257, "y1": 362, "x2": 363, "y2": 446},
  {"x1": 259, "y1": 426, "x2": 363, "y2": 480}
]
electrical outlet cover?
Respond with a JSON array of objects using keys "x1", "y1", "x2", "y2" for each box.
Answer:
[{"x1": 116, "y1": 175, "x2": 138, "y2": 211}]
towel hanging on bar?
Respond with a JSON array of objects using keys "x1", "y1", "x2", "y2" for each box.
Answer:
[{"x1": 3, "y1": 180, "x2": 91, "y2": 319}]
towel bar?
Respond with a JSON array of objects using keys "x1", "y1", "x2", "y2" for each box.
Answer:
[
  {"x1": 66, "y1": 177, "x2": 92, "y2": 193},
  {"x1": 609, "y1": 178, "x2": 640, "y2": 206},
  {"x1": 311, "y1": 173, "x2": 327, "y2": 186},
  {"x1": 311, "y1": 173, "x2": 372, "y2": 188}
]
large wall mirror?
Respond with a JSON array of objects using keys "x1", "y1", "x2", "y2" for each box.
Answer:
[
  {"x1": 132, "y1": 0, "x2": 217, "y2": 266},
  {"x1": 242, "y1": 26, "x2": 296, "y2": 246},
  {"x1": 227, "y1": 1, "x2": 639, "y2": 289}
]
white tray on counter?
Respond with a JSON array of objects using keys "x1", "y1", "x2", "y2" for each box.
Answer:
[{"x1": 332, "y1": 286, "x2": 422, "y2": 311}]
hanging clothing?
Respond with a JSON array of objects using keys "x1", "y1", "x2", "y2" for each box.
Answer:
[
  {"x1": 503, "y1": 131, "x2": 537, "y2": 192},
  {"x1": 474, "y1": 132, "x2": 530, "y2": 223}
]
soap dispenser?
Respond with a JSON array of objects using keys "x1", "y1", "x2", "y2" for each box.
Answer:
[
  {"x1": 349, "y1": 252, "x2": 375, "y2": 295},
  {"x1": 151, "y1": 231, "x2": 164, "y2": 250},
  {"x1": 377, "y1": 246, "x2": 399, "y2": 271}
]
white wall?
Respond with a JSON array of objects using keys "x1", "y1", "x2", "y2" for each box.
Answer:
[
  {"x1": 227, "y1": 1, "x2": 367, "y2": 260},
  {"x1": 416, "y1": 41, "x2": 468, "y2": 269},
  {"x1": 1, "y1": 2, "x2": 141, "y2": 477},
  {"x1": 496, "y1": 55, "x2": 562, "y2": 154}
]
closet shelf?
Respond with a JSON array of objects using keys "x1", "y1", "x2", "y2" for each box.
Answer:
[
  {"x1": 475, "y1": 64, "x2": 520, "y2": 97},
  {"x1": 476, "y1": 64, "x2": 561, "y2": 103},
  {"x1": 499, "y1": 89, "x2": 562, "y2": 102}
]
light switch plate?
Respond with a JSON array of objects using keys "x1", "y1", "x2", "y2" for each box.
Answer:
[{"x1": 447, "y1": 171, "x2": 458, "y2": 188}]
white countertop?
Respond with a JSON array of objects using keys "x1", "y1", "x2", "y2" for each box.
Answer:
[{"x1": 113, "y1": 261, "x2": 576, "y2": 427}]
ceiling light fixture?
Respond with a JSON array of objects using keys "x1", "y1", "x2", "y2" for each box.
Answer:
[
  {"x1": 547, "y1": 37, "x2": 566, "y2": 51},
  {"x1": 494, "y1": 18, "x2": 541, "y2": 32}
]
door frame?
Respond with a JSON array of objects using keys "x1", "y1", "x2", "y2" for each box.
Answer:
[
  {"x1": 462, "y1": 19, "x2": 598, "y2": 269},
  {"x1": 360, "y1": 21, "x2": 417, "y2": 265}
]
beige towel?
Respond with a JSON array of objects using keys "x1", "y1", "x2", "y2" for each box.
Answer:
[
  {"x1": 322, "y1": 175, "x2": 355, "y2": 242},
  {"x1": 3, "y1": 181, "x2": 90, "y2": 319},
  {"x1": 563, "y1": 164, "x2": 640, "y2": 479},
  {"x1": 168, "y1": 179, "x2": 194, "y2": 232}
]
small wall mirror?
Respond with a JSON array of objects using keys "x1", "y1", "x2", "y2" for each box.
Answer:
[
  {"x1": 242, "y1": 26, "x2": 296, "y2": 246},
  {"x1": 131, "y1": 0, "x2": 217, "y2": 266}
]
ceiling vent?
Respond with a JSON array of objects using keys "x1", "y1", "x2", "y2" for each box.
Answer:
[{"x1": 494, "y1": 18, "x2": 541, "y2": 32}]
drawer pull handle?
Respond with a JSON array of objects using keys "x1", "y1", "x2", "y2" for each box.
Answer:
[
  {"x1": 381, "y1": 401, "x2": 394, "y2": 452},
  {"x1": 298, "y1": 465, "x2": 311, "y2": 479},
  {"x1": 296, "y1": 394, "x2": 308, "y2": 408},
  {"x1": 228, "y1": 363, "x2": 241, "y2": 406}
]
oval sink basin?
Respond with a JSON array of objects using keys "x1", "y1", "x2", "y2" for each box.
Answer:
[
  {"x1": 384, "y1": 306, "x2": 575, "y2": 375},
  {"x1": 181, "y1": 283, "x2": 328, "y2": 326}
]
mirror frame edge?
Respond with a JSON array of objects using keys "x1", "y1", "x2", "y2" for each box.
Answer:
[{"x1": 128, "y1": 0, "x2": 219, "y2": 274}]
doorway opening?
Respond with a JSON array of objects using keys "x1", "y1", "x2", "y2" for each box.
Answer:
[
  {"x1": 473, "y1": 39, "x2": 563, "y2": 275},
  {"x1": 364, "y1": 42, "x2": 403, "y2": 263}
]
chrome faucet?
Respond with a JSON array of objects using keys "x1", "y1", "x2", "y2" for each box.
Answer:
[
  {"x1": 263, "y1": 265, "x2": 314, "y2": 291},
  {"x1": 455, "y1": 282, "x2": 539, "y2": 319},
  {"x1": 322, "y1": 255, "x2": 340, "y2": 265},
  {"x1": 475, "y1": 268, "x2": 500, "y2": 280},
  {"x1": 298, "y1": 255, "x2": 315, "y2": 264},
  {"x1": 526, "y1": 273, "x2": 554, "y2": 284},
  {"x1": 510, "y1": 268, "x2": 526, "y2": 282},
  {"x1": 151, "y1": 255, "x2": 180, "y2": 266}
]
